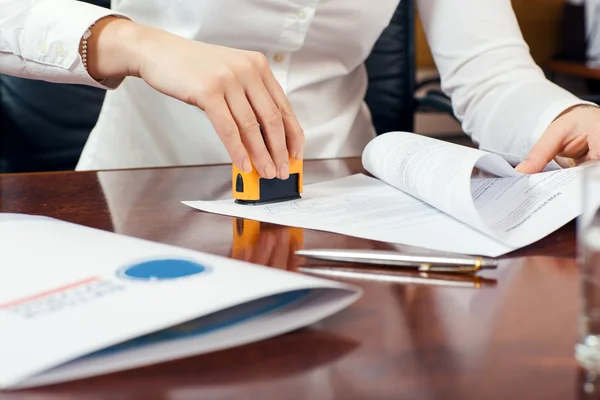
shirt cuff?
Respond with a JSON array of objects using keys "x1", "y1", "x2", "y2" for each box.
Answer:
[{"x1": 19, "y1": 0, "x2": 129, "y2": 89}]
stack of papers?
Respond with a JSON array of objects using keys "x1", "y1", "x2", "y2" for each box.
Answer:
[{"x1": 0, "y1": 214, "x2": 360, "y2": 390}]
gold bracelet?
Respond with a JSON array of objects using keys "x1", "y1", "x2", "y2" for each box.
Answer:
[
  {"x1": 81, "y1": 24, "x2": 93, "y2": 73},
  {"x1": 81, "y1": 23, "x2": 109, "y2": 84}
]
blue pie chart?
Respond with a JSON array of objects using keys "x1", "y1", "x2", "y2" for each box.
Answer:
[{"x1": 119, "y1": 258, "x2": 209, "y2": 281}]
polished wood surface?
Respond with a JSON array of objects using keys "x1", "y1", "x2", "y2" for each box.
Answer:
[
  {"x1": 0, "y1": 158, "x2": 591, "y2": 399},
  {"x1": 548, "y1": 60, "x2": 600, "y2": 81}
]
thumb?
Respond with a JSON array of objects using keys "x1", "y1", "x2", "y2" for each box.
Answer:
[{"x1": 515, "y1": 124, "x2": 565, "y2": 174}]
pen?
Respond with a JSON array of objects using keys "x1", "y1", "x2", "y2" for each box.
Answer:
[
  {"x1": 297, "y1": 266, "x2": 497, "y2": 288},
  {"x1": 295, "y1": 248, "x2": 498, "y2": 274}
]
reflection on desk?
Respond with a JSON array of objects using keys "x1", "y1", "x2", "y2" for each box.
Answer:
[
  {"x1": 231, "y1": 218, "x2": 304, "y2": 271},
  {"x1": 299, "y1": 266, "x2": 497, "y2": 288}
]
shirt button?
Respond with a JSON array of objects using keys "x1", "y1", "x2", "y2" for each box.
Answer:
[
  {"x1": 297, "y1": 10, "x2": 307, "y2": 20},
  {"x1": 56, "y1": 46, "x2": 65, "y2": 57},
  {"x1": 38, "y1": 41, "x2": 47, "y2": 54},
  {"x1": 273, "y1": 52, "x2": 285, "y2": 63}
]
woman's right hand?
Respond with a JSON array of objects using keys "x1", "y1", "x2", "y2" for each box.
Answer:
[{"x1": 87, "y1": 17, "x2": 305, "y2": 179}]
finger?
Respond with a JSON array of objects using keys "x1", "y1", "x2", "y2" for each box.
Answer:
[
  {"x1": 515, "y1": 121, "x2": 569, "y2": 174},
  {"x1": 576, "y1": 142, "x2": 600, "y2": 165},
  {"x1": 554, "y1": 155, "x2": 578, "y2": 168},
  {"x1": 254, "y1": 230, "x2": 277, "y2": 267},
  {"x1": 582, "y1": 130, "x2": 600, "y2": 164},
  {"x1": 268, "y1": 228, "x2": 291, "y2": 270},
  {"x1": 554, "y1": 134, "x2": 589, "y2": 167},
  {"x1": 245, "y1": 79, "x2": 289, "y2": 179},
  {"x1": 204, "y1": 96, "x2": 252, "y2": 173},
  {"x1": 225, "y1": 85, "x2": 276, "y2": 179},
  {"x1": 261, "y1": 71, "x2": 305, "y2": 160},
  {"x1": 288, "y1": 238, "x2": 301, "y2": 271},
  {"x1": 557, "y1": 133, "x2": 589, "y2": 160}
]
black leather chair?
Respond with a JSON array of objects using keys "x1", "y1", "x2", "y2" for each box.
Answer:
[
  {"x1": 0, "y1": 76, "x2": 107, "y2": 173},
  {"x1": 0, "y1": 0, "x2": 454, "y2": 173},
  {"x1": 364, "y1": 0, "x2": 454, "y2": 135},
  {"x1": 364, "y1": 0, "x2": 417, "y2": 134},
  {"x1": 0, "y1": 0, "x2": 109, "y2": 173}
]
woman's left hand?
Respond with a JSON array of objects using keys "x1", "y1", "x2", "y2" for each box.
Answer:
[{"x1": 516, "y1": 104, "x2": 600, "y2": 173}]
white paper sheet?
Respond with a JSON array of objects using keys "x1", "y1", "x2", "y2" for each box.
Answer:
[
  {"x1": 184, "y1": 174, "x2": 515, "y2": 256},
  {"x1": 471, "y1": 168, "x2": 581, "y2": 246},
  {"x1": 0, "y1": 215, "x2": 360, "y2": 390}
]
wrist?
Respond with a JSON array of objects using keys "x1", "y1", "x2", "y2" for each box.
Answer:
[
  {"x1": 83, "y1": 16, "x2": 143, "y2": 80},
  {"x1": 554, "y1": 103, "x2": 600, "y2": 121}
]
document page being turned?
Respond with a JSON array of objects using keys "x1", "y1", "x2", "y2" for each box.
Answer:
[
  {"x1": 361, "y1": 132, "x2": 516, "y2": 231},
  {"x1": 363, "y1": 132, "x2": 582, "y2": 250}
]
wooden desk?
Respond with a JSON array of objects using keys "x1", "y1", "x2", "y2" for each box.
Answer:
[
  {"x1": 548, "y1": 60, "x2": 600, "y2": 81},
  {"x1": 0, "y1": 158, "x2": 590, "y2": 399}
]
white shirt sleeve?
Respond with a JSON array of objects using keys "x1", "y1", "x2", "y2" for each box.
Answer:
[
  {"x1": 0, "y1": 0, "x2": 128, "y2": 89},
  {"x1": 417, "y1": 0, "x2": 593, "y2": 165}
]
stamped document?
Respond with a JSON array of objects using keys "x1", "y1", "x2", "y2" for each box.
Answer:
[
  {"x1": 183, "y1": 132, "x2": 582, "y2": 256},
  {"x1": 0, "y1": 214, "x2": 360, "y2": 390}
]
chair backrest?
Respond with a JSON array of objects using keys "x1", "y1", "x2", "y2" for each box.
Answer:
[{"x1": 364, "y1": 0, "x2": 416, "y2": 135}]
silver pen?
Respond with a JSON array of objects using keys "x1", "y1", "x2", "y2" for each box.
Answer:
[{"x1": 295, "y1": 248, "x2": 499, "y2": 274}]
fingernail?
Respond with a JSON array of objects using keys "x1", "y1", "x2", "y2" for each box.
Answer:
[
  {"x1": 264, "y1": 163, "x2": 276, "y2": 179},
  {"x1": 242, "y1": 157, "x2": 252, "y2": 173},
  {"x1": 515, "y1": 160, "x2": 527, "y2": 173},
  {"x1": 278, "y1": 162, "x2": 289, "y2": 180}
]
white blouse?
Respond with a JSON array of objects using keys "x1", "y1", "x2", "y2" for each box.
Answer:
[{"x1": 0, "y1": 0, "x2": 587, "y2": 170}]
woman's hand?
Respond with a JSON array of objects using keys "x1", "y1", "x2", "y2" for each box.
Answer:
[
  {"x1": 516, "y1": 104, "x2": 600, "y2": 173},
  {"x1": 86, "y1": 17, "x2": 304, "y2": 179}
]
